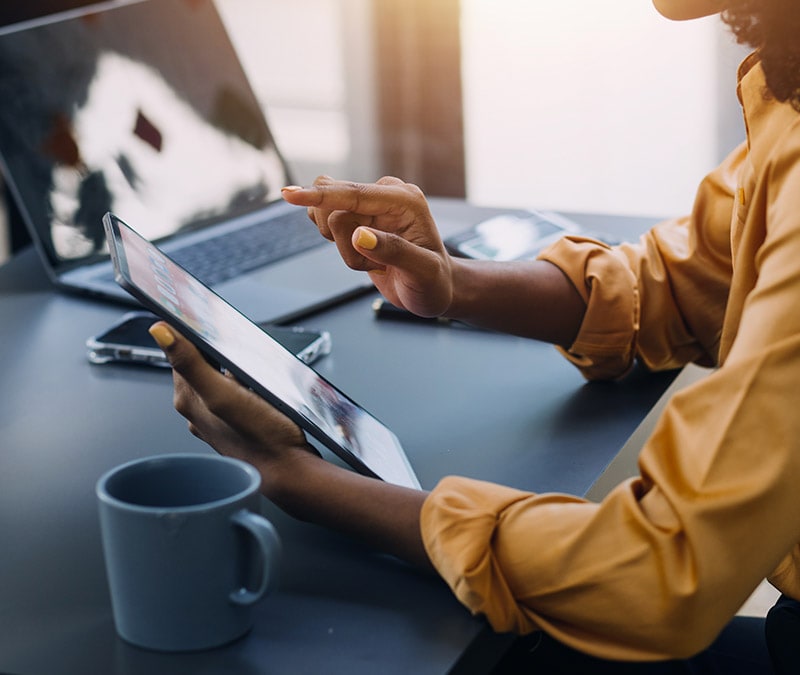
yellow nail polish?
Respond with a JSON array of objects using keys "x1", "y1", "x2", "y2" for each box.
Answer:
[
  {"x1": 148, "y1": 323, "x2": 175, "y2": 349},
  {"x1": 355, "y1": 228, "x2": 377, "y2": 250}
]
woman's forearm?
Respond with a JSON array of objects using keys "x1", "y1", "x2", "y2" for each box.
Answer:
[
  {"x1": 262, "y1": 450, "x2": 434, "y2": 571},
  {"x1": 446, "y1": 258, "x2": 586, "y2": 347}
]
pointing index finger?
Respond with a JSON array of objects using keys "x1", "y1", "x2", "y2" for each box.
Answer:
[{"x1": 281, "y1": 180, "x2": 414, "y2": 219}]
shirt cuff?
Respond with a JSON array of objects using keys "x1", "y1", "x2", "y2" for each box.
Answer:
[
  {"x1": 538, "y1": 236, "x2": 640, "y2": 380},
  {"x1": 421, "y1": 475, "x2": 543, "y2": 634}
]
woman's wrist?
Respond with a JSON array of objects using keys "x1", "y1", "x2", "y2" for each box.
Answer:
[
  {"x1": 442, "y1": 256, "x2": 480, "y2": 321},
  {"x1": 254, "y1": 442, "x2": 432, "y2": 568},
  {"x1": 443, "y1": 257, "x2": 585, "y2": 344},
  {"x1": 257, "y1": 444, "x2": 348, "y2": 521}
]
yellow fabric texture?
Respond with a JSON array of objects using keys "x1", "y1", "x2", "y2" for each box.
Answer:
[{"x1": 421, "y1": 52, "x2": 800, "y2": 661}]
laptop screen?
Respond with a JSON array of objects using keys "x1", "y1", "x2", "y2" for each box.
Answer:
[{"x1": 0, "y1": 0, "x2": 290, "y2": 272}]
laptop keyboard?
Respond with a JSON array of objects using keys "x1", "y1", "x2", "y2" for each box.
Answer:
[{"x1": 166, "y1": 210, "x2": 322, "y2": 286}]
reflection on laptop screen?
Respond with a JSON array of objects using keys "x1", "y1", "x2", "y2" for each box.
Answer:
[{"x1": 0, "y1": 0, "x2": 289, "y2": 269}]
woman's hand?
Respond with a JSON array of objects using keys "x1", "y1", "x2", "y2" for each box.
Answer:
[
  {"x1": 282, "y1": 175, "x2": 587, "y2": 344},
  {"x1": 148, "y1": 321, "x2": 433, "y2": 568},
  {"x1": 282, "y1": 175, "x2": 454, "y2": 319},
  {"x1": 147, "y1": 322, "x2": 319, "y2": 499}
]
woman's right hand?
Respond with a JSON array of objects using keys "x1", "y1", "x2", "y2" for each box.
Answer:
[{"x1": 282, "y1": 175, "x2": 454, "y2": 318}]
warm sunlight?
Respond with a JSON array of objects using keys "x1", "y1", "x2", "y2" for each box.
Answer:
[{"x1": 460, "y1": 0, "x2": 730, "y2": 217}]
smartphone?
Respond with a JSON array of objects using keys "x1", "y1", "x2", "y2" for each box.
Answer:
[
  {"x1": 87, "y1": 311, "x2": 331, "y2": 368},
  {"x1": 444, "y1": 209, "x2": 619, "y2": 261}
]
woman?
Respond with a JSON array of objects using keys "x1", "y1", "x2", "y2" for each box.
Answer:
[{"x1": 149, "y1": 1, "x2": 800, "y2": 671}]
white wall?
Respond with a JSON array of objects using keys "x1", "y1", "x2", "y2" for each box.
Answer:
[
  {"x1": 224, "y1": 0, "x2": 748, "y2": 219},
  {"x1": 217, "y1": 0, "x2": 379, "y2": 186},
  {"x1": 460, "y1": 0, "x2": 746, "y2": 219}
]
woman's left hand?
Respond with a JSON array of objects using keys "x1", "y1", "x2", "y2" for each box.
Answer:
[
  {"x1": 148, "y1": 320, "x2": 432, "y2": 568},
  {"x1": 148, "y1": 322, "x2": 319, "y2": 491}
]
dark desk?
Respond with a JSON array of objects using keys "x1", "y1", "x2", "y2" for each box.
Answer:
[{"x1": 0, "y1": 200, "x2": 676, "y2": 674}]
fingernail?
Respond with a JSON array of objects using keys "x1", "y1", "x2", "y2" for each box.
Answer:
[
  {"x1": 281, "y1": 185, "x2": 304, "y2": 193},
  {"x1": 355, "y1": 228, "x2": 377, "y2": 250},
  {"x1": 148, "y1": 323, "x2": 175, "y2": 349}
]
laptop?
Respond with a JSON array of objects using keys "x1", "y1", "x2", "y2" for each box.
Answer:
[{"x1": 0, "y1": 0, "x2": 373, "y2": 324}]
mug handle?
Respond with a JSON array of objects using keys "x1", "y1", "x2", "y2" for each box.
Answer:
[{"x1": 228, "y1": 509, "x2": 282, "y2": 606}]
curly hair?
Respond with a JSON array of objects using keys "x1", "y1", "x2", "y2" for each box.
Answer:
[{"x1": 721, "y1": 0, "x2": 800, "y2": 111}]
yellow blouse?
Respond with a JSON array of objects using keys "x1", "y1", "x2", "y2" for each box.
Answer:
[{"x1": 420, "y1": 52, "x2": 800, "y2": 661}]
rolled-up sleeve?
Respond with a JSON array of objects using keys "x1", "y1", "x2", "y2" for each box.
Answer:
[
  {"x1": 538, "y1": 143, "x2": 742, "y2": 381},
  {"x1": 538, "y1": 237, "x2": 640, "y2": 380}
]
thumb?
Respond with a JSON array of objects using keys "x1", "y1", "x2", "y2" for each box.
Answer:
[
  {"x1": 352, "y1": 226, "x2": 380, "y2": 257},
  {"x1": 148, "y1": 321, "x2": 177, "y2": 351},
  {"x1": 148, "y1": 321, "x2": 210, "y2": 382},
  {"x1": 351, "y1": 226, "x2": 429, "y2": 270},
  {"x1": 350, "y1": 226, "x2": 451, "y2": 315},
  {"x1": 149, "y1": 320, "x2": 239, "y2": 411}
]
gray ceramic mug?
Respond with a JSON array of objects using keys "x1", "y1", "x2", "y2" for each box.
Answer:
[{"x1": 97, "y1": 453, "x2": 281, "y2": 652}]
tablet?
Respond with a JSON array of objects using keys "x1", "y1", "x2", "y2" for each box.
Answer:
[{"x1": 103, "y1": 212, "x2": 421, "y2": 490}]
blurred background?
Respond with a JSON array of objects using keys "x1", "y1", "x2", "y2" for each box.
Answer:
[{"x1": 0, "y1": 0, "x2": 748, "y2": 265}]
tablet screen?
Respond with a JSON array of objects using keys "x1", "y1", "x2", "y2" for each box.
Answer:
[{"x1": 104, "y1": 213, "x2": 420, "y2": 489}]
